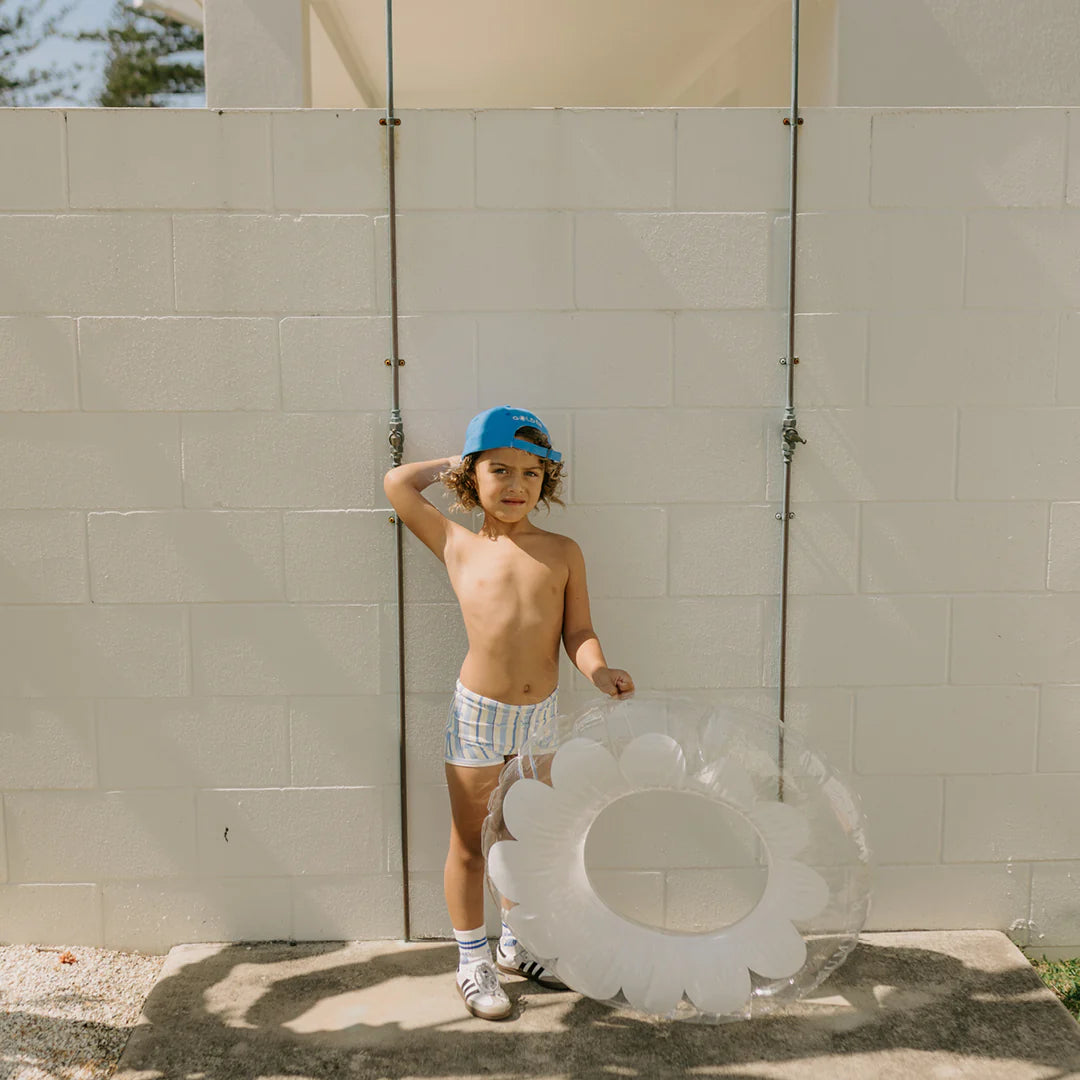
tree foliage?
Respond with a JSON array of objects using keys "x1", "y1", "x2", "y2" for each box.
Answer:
[
  {"x1": 78, "y1": 0, "x2": 204, "y2": 107},
  {"x1": 0, "y1": 0, "x2": 85, "y2": 105}
]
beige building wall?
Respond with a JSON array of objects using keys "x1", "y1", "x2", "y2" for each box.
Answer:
[{"x1": 0, "y1": 106, "x2": 1078, "y2": 954}]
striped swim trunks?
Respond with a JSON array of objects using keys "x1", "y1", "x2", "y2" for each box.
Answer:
[{"x1": 444, "y1": 680, "x2": 558, "y2": 767}]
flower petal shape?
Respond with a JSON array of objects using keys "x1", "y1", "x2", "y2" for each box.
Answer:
[{"x1": 618, "y1": 733, "x2": 687, "y2": 789}]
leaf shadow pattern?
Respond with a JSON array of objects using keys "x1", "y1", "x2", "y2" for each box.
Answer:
[{"x1": 111, "y1": 938, "x2": 1080, "y2": 1080}]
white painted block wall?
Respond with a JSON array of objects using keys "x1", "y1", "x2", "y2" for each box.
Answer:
[{"x1": 0, "y1": 105, "x2": 1078, "y2": 955}]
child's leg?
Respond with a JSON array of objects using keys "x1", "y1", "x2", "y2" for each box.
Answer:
[{"x1": 444, "y1": 761, "x2": 503, "y2": 932}]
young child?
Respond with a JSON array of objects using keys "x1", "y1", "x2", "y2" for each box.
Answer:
[{"x1": 383, "y1": 404, "x2": 634, "y2": 1020}]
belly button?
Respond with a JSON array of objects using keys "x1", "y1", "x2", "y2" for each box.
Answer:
[{"x1": 523, "y1": 683, "x2": 531, "y2": 694}]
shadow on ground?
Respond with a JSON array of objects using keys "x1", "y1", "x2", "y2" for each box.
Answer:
[{"x1": 114, "y1": 932, "x2": 1080, "y2": 1080}]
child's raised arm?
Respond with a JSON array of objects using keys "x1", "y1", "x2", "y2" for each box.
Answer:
[{"x1": 383, "y1": 457, "x2": 458, "y2": 562}]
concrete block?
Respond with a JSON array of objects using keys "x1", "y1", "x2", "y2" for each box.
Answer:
[
  {"x1": 0, "y1": 317, "x2": 77, "y2": 410},
  {"x1": 871, "y1": 110, "x2": 1066, "y2": 208},
  {"x1": 674, "y1": 311, "x2": 784, "y2": 408},
  {"x1": 104, "y1": 878, "x2": 291, "y2": 952},
  {"x1": 290, "y1": 697, "x2": 397, "y2": 787},
  {"x1": 780, "y1": 596, "x2": 950, "y2": 687},
  {"x1": 69, "y1": 110, "x2": 272, "y2": 210},
  {"x1": 576, "y1": 212, "x2": 770, "y2": 310},
  {"x1": 256, "y1": 499, "x2": 326, "y2": 596},
  {"x1": 675, "y1": 109, "x2": 787, "y2": 211},
  {"x1": 400, "y1": 528, "x2": 458, "y2": 604},
  {"x1": 798, "y1": 110, "x2": 873, "y2": 212},
  {"x1": 284, "y1": 511, "x2": 398, "y2": 603},
  {"x1": 586, "y1": 597, "x2": 764, "y2": 690},
  {"x1": 381, "y1": 604, "x2": 467, "y2": 695},
  {"x1": 174, "y1": 214, "x2": 375, "y2": 314},
  {"x1": 960, "y1": 408, "x2": 1080, "y2": 500},
  {"x1": 865, "y1": 864, "x2": 1031, "y2": 932},
  {"x1": 0, "y1": 214, "x2": 173, "y2": 315},
  {"x1": 272, "y1": 110, "x2": 384, "y2": 211},
  {"x1": 1069, "y1": 111, "x2": 1080, "y2": 208},
  {"x1": 775, "y1": 211, "x2": 964, "y2": 312},
  {"x1": 292, "y1": 874, "x2": 404, "y2": 940},
  {"x1": 191, "y1": 603, "x2": 379, "y2": 695},
  {"x1": 574, "y1": 409, "x2": 766, "y2": 505},
  {"x1": 404, "y1": 693, "x2": 454, "y2": 786},
  {"x1": 966, "y1": 211, "x2": 1080, "y2": 309},
  {"x1": 0, "y1": 605, "x2": 188, "y2": 697},
  {"x1": 1038, "y1": 686, "x2": 1080, "y2": 772},
  {"x1": 861, "y1": 502, "x2": 1048, "y2": 593},
  {"x1": 869, "y1": 310, "x2": 1057, "y2": 406},
  {"x1": 675, "y1": 311, "x2": 864, "y2": 410},
  {"x1": 479, "y1": 109, "x2": 674, "y2": 209},
  {"x1": 558, "y1": 506, "x2": 666, "y2": 598},
  {"x1": 586, "y1": 871, "x2": 664, "y2": 928},
  {"x1": 0, "y1": 110, "x2": 65, "y2": 210},
  {"x1": 663, "y1": 869, "x2": 769, "y2": 934},
  {"x1": 1048, "y1": 503, "x2": 1080, "y2": 591},
  {"x1": 944, "y1": 774, "x2": 1080, "y2": 861},
  {"x1": 78, "y1": 317, "x2": 278, "y2": 411},
  {"x1": 395, "y1": 111, "x2": 475, "y2": 210},
  {"x1": 849, "y1": 774, "x2": 942, "y2": 864},
  {"x1": 951, "y1": 596, "x2": 1080, "y2": 685},
  {"x1": 585, "y1": 789, "x2": 761, "y2": 871},
  {"x1": 782, "y1": 688, "x2": 855, "y2": 771},
  {"x1": 406, "y1": 870, "x2": 453, "y2": 939},
  {"x1": 0, "y1": 884, "x2": 102, "y2": 946},
  {"x1": 89, "y1": 511, "x2": 284, "y2": 602},
  {"x1": 1031, "y1": 862, "x2": 1080, "y2": 947},
  {"x1": 769, "y1": 408, "x2": 956, "y2": 503},
  {"x1": 0, "y1": 413, "x2": 181, "y2": 510},
  {"x1": 855, "y1": 686, "x2": 1038, "y2": 775},
  {"x1": 197, "y1": 788, "x2": 384, "y2": 876},
  {"x1": 182, "y1": 413, "x2": 379, "y2": 509},
  {"x1": 97, "y1": 697, "x2": 290, "y2": 790},
  {"x1": 0, "y1": 700, "x2": 95, "y2": 789},
  {"x1": 5, "y1": 790, "x2": 197, "y2": 880},
  {"x1": 477, "y1": 311, "x2": 672, "y2": 408},
  {"x1": 376, "y1": 212, "x2": 573, "y2": 312},
  {"x1": 0, "y1": 511, "x2": 87, "y2": 602},
  {"x1": 280, "y1": 314, "x2": 476, "y2": 412},
  {"x1": 1058, "y1": 313, "x2": 1080, "y2": 403},
  {"x1": 670, "y1": 503, "x2": 857, "y2": 596},
  {"x1": 386, "y1": 783, "x2": 449, "y2": 875}
]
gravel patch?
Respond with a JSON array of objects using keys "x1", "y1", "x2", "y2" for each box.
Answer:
[{"x1": 0, "y1": 944, "x2": 166, "y2": 1080}]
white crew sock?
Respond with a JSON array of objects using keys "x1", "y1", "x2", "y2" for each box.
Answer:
[
  {"x1": 499, "y1": 917, "x2": 517, "y2": 951},
  {"x1": 454, "y1": 925, "x2": 491, "y2": 968}
]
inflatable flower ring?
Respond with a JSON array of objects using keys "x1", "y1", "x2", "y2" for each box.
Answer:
[{"x1": 482, "y1": 694, "x2": 871, "y2": 1021}]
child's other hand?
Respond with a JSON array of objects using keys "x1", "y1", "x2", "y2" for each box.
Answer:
[{"x1": 593, "y1": 667, "x2": 635, "y2": 698}]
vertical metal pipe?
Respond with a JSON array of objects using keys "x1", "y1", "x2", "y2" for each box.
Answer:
[
  {"x1": 383, "y1": 0, "x2": 410, "y2": 941},
  {"x1": 778, "y1": 0, "x2": 804, "y2": 801}
]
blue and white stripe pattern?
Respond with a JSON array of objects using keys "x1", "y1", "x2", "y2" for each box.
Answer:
[
  {"x1": 444, "y1": 680, "x2": 558, "y2": 766},
  {"x1": 454, "y1": 929, "x2": 491, "y2": 965}
]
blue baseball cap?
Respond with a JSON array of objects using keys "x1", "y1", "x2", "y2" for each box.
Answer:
[{"x1": 461, "y1": 405, "x2": 562, "y2": 462}]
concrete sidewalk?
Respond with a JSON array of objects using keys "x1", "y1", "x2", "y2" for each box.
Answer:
[{"x1": 115, "y1": 931, "x2": 1080, "y2": 1080}]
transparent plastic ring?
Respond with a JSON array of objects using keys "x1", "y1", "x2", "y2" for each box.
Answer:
[{"x1": 482, "y1": 693, "x2": 872, "y2": 1022}]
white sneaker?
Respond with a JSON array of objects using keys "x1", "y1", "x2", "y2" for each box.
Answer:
[
  {"x1": 456, "y1": 959, "x2": 511, "y2": 1020},
  {"x1": 495, "y1": 940, "x2": 567, "y2": 990}
]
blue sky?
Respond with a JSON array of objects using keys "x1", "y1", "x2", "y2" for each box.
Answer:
[{"x1": 11, "y1": 0, "x2": 204, "y2": 106}]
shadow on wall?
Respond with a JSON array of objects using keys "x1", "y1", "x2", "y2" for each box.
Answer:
[{"x1": 106, "y1": 940, "x2": 1080, "y2": 1079}]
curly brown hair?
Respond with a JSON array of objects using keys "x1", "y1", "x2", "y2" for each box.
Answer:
[{"x1": 441, "y1": 425, "x2": 565, "y2": 513}]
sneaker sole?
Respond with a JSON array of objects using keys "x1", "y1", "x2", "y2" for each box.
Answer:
[
  {"x1": 456, "y1": 979, "x2": 512, "y2": 1020},
  {"x1": 496, "y1": 960, "x2": 568, "y2": 991}
]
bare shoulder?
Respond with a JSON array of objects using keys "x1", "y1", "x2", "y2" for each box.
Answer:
[{"x1": 528, "y1": 527, "x2": 582, "y2": 567}]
